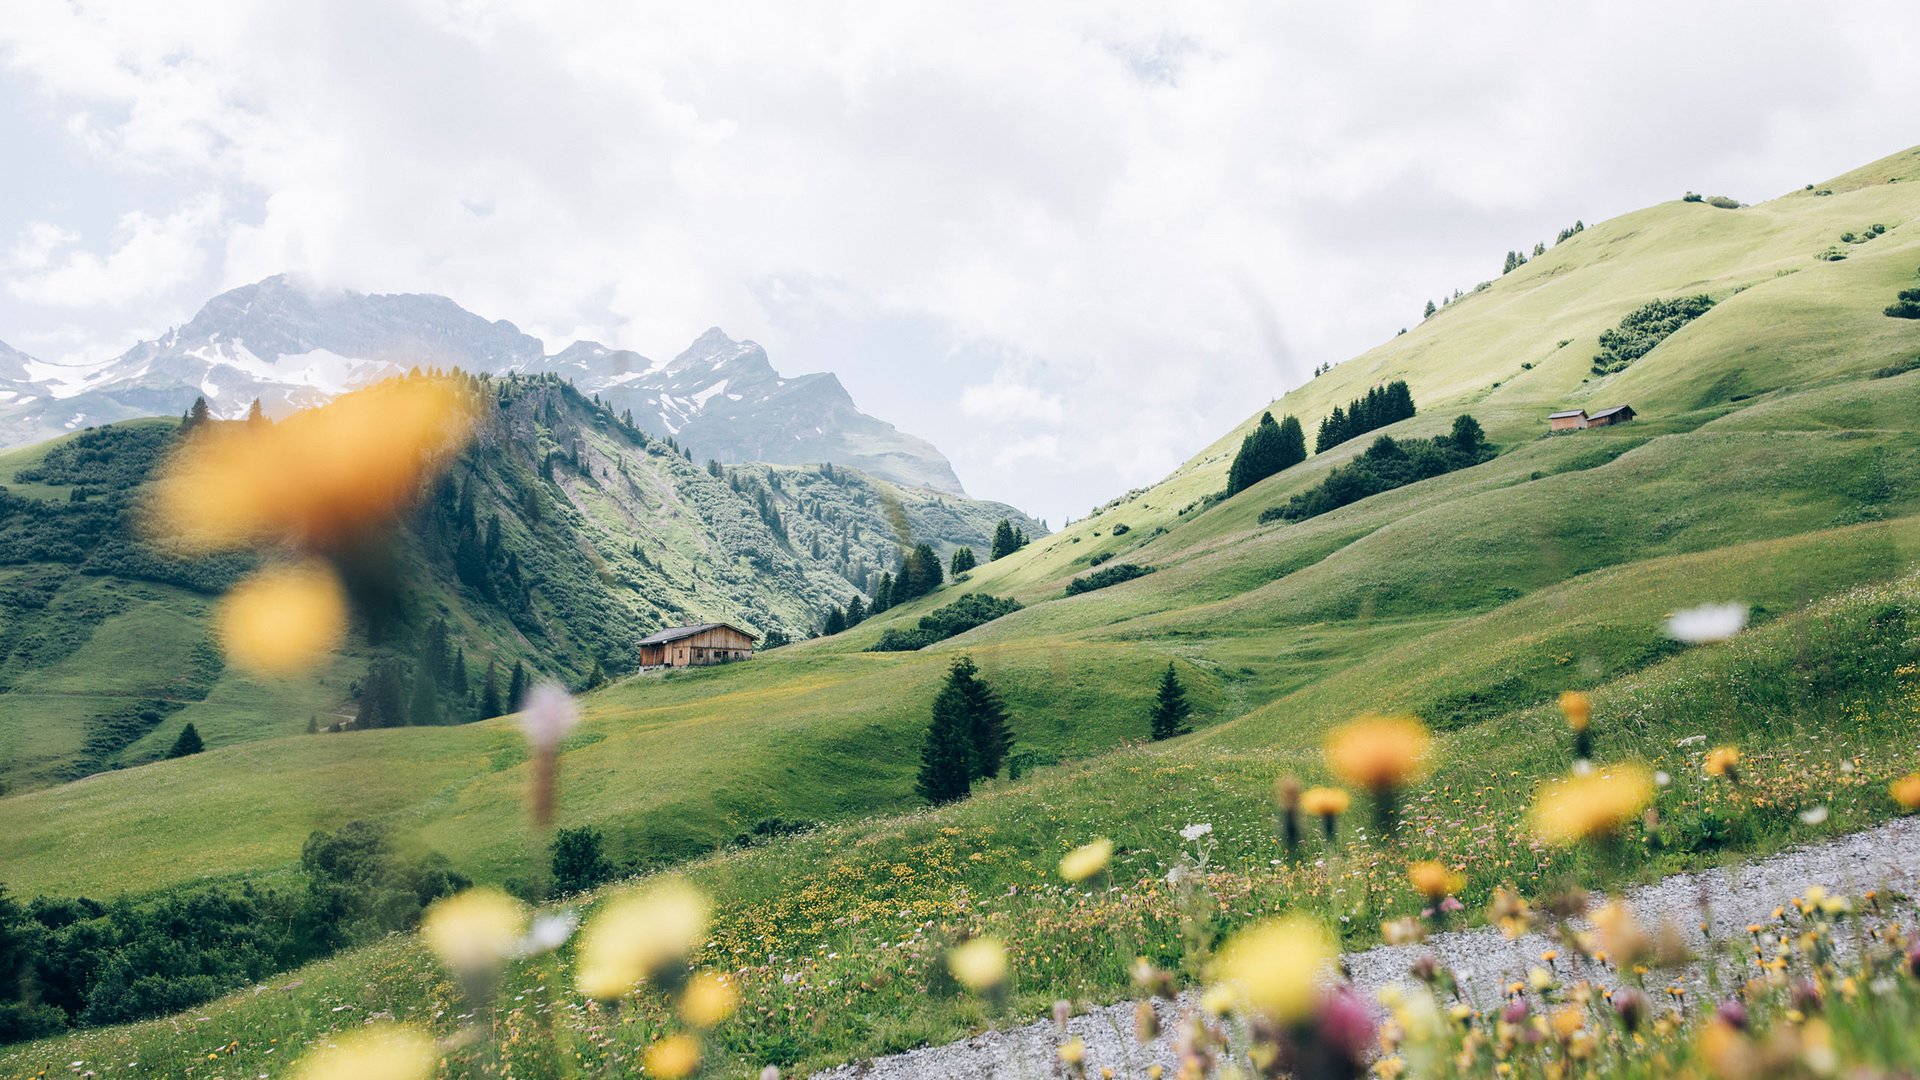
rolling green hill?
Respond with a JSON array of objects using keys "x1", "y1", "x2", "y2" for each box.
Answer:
[
  {"x1": 5, "y1": 145, "x2": 1920, "y2": 1075},
  {"x1": 0, "y1": 377, "x2": 1041, "y2": 794}
]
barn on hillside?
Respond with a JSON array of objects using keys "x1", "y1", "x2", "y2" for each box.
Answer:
[
  {"x1": 1586, "y1": 404, "x2": 1637, "y2": 427},
  {"x1": 1548, "y1": 409, "x2": 1589, "y2": 432},
  {"x1": 637, "y1": 623, "x2": 758, "y2": 669}
]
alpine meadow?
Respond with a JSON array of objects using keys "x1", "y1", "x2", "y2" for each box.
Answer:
[{"x1": 5, "y1": 18, "x2": 1920, "y2": 1080}]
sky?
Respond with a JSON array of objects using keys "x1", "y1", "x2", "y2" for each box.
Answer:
[{"x1": 2, "y1": 2, "x2": 1917, "y2": 523}]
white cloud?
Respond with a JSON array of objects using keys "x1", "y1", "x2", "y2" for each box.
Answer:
[
  {"x1": 960, "y1": 375, "x2": 1065, "y2": 426},
  {"x1": 1, "y1": 1, "x2": 1918, "y2": 519},
  {"x1": 7, "y1": 198, "x2": 220, "y2": 307}
]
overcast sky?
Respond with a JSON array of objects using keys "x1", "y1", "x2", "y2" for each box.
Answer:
[{"x1": 2, "y1": 2, "x2": 1916, "y2": 522}]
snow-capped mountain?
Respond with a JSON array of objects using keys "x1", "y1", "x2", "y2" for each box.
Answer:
[{"x1": 0, "y1": 276, "x2": 966, "y2": 493}]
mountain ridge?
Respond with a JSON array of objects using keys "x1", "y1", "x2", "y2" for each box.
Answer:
[{"x1": 0, "y1": 276, "x2": 968, "y2": 495}]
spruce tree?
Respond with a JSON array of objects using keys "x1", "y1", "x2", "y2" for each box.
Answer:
[
  {"x1": 408, "y1": 664, "x2": 441, "y2": 726},
  {"x1": 916, "y1": 679, "x2": 973, "y2": 805},
  {"x1": 950, "y1": 546, "x2": 977, "y2": 575},
  {"x1": 585, "y1": 659, "x2": 608, "y2": 690},
  {"x1": 507, "y1": 660, "x2": 530, "y2": 711},
  {"x1": 184, "y1": 396, "x2": 211, "y2": 429},
  {"x1": 844, "y1": 594, "x2": 867, "y2": 626},
  {"x1": 1276, "y1": 414, "x2": 1307, "y2": 469},
  {"x1": 167, "y1": 722, "x2": 205, "y2": 758},
  {"x1": 953, "y1": 657, "x2": 1012, "y2": 780},
  {"x1": 824, "y1": 607, "x2": 847, "y2": 635},
  {"x1": 1149, "y1": 664, "x2": 1193, "y2": 740},
  {"x1": 478, "y1": 660, "x2": 503, "y2": 720},
  {"x1": 990, "y1": 519, "x2": 1019, "y2": 560},
  {"x1": 246, "y1": 398, "x2": 266, "y2": 426},
  {"x1": 1423, "y1": 299, "x2": 1436, "y2": 319}
]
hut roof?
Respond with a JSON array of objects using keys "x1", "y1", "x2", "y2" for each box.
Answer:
[{"x1": 637, "y1": 622, "x2": 758, "y2": 646}]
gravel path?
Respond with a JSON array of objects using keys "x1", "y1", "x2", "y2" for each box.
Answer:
[{"x1": 814, "y1": 817, "x2": 1920, "y2": 1080}]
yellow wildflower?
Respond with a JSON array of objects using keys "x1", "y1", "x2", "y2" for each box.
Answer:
[
  {"x1": 643, "y1": 1034, "x2": 702, "y2": 1079},
  {"x1": 215, "y1": 562, "x2": 348, "y2": 675},
  {"x1": 1213, "y1": 915, "x2": 1336, "y2": 1024},
  {"x1": 680, "y1": 971, "x2": 739, "y2": 1027},
  {"x1": 1528, "y1": 765, "x2": 1654, "y2": 844},
  {"x1": 573, "y1": 877, "x2": 710, "y2": 1000},
  {"x1": 1406, "y1": 861, "x2": 1465, "y2": 899},
  {"x1": 293, "y1": 1024, "x2": 436, "y2": 1080},
  {"x1": 1058, "y1": 838, "x2": 1114, "y2": 882},
  {"x1": 948, "y1": 936, "x2": 1008, "y2": 992},
  {"x1": 1890, "y1": 773, "x2": 1920, "y2": 810},
  {"x1": 421, "y1": 888, "x2": 525, "y2": 974},
  {"x1": 1323, "y1": 714, "x2": 1432, "y2": 791}
]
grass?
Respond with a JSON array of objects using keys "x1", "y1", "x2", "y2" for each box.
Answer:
[{"x1": 5, "y1": 145, "x2": 1920, "y2": 1075}]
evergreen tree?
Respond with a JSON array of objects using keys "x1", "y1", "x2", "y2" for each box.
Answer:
[
  {"x1": 357, "y1": 658, "x2": 409, "y2": 728},
  {"x1": 915, "y1": 675, "x2": 973, "y2": 805},
  {"x1": 1448, "y1": 413, "x2": 1486, "y2": 458},
  {"x1": 585, "y1": 659, "x2": 608, "y2": 690},
  {"x1": 1276, "y1": 414, "x2": 1307, "y2": 469},
  {"x1": 245, "y1": 398, "x2": 266, "y2": 426},
  {"x1": 1227, "y1": 412, "x2": 1307, "y2": 496},
  {"x1": 871, "y1": 572, "x2": 895, "y2": 613},
  {"x1": 478, "y1": 660, "x2": 503, "y2": 720},
  {"x1": 952, "y1": 657, "x2": 1013, "y2": 780},
  {"x1": 950, "y1": 546, "x2": 977, "y2": 576},
  {"x1": 408, "y1": 664, "x2": 441, "y2": 726},
  {"x1": 990, "y1": 519, "x2": 1020, "y2": 560},
  {"x1": 1423, "y1": 299, "x2": 1436, "y2": 319},
  {"x1": 844, "y1": 594, "x2": 867, "y2": 626},
  {"x1": 895, "y1": 542, "x2": 944, "y2": 601},
  {"x1": 823, "y1": 607, "x2": 847, "y2": 635},
  {"x1": 450, "y1": 646, "x2": 469, "y2": 697},
  {"x1": 551, "y1": 826, "x2": 618, "y2": 895},
  {"x1": 507, "y1": 660, "x2": 530, "y2": 711},
  {"x1": 184, "y1": 396, "x2": 212, "y2": 429},
  {"x1": 167, "y1": 723, "x2": 205, "y2": 758},
  {"x1": 306, "y1": 714, "x2": 320, "y2": 734},
  {"x1": 1149, "y1": 664, "x2": 1193, "y2": 740}
]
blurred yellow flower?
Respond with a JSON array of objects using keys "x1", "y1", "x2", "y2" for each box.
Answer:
[
  {"x1": 573, "y1": 877, "x2": 710, "y2": 1000},
  {"x1": 1890, "y1": 773, "x2": 1920, "y2": 810},
  {"x1": 1058, "y1": 1037, "x2": 1086, "y2": 1065},
  {"x1": 149, "y1": 375, "x2": 475, "y2": 554},
  {"x1": 680, "y1": 971, "x2": 739, "y2": 1028},
  {"x1": 1324, "y1": 714, "x2": 1432, "y2": 791},
  {"x1": 1059, "y1": 838, "x2": 1113, "y2": 882},
  {"x1": 293, "y1": 1024, "x2": 437, "y2": 1080},
  {"x1": 948, "y1": 936, "x2": 1008, "y2": 992},
  {"x1": 1558, "y1": 691, "x2": 1590, "y2": 732},
  {"x1": 1528, "y1": 764, "x2": 1655, "y2": 844},
  {"x1": 216, "y1": 563, "x2": 348, "y2": 675},
  {"x1": 421, "y1": 888, "x2": 525, "y2": 974},
  {"x1": 643, "y1": 1033, "x2": 702, "y2": 1079},
  {"x1": 1299, "y1": 786, "x2": 1351, "y2": 818},
  {"x1": 1213, "y1": 915, "x2": 1336, "y2": 1024},
  {"x1": 1406, "y1": 860, "x2": 1465, "y2": 899},
  {"x1": 1703, "y1": 745, "x2": 1741, "y2": 780}
]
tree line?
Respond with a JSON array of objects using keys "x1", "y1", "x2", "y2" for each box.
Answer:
[{"x1": 1315, "y1": 380, "x2": 1416, "y2": 453}]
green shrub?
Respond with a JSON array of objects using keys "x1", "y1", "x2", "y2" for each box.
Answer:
[
  {"x1": 865, "y1": 594, "x2": 1023, "y2": 652},
  {"x1": 1265, "y1": 416, "x2": 1496, "y2": 525},
  {"x1": 1063, "y1": 563, "x2": 1154, "y2": 597},
  {"x1": 1590, "y1": 295, "x2": 1716, "y2": 375}
]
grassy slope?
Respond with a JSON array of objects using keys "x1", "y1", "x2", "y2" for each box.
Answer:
[
  {"x1": 6, "y1": 145, "x2": 1920, "y2": 1072},
  {"x1": 0, "y1": 384, "x2": 1036, "y2": 794}
]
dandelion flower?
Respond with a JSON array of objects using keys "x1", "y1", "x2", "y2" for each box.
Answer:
[
  {"x1": 1406, "y1": 861, "x2": 1465, "y2": 900},
  {"x1": 948, "y1": 936, "x2": 1008, "y2": 992},
  {"x1": 1057, "y1": 1037, "x2": 1086, "y2": 1065},
  {"x1": 292, "y1": 1024, "x2": 437, "y2": 1080},
  {"x1": 1703, "y1": 745, "x2": 1741, "y2": 781},
  {"x1": 422, "y1": 888, "x2": 525, "y2": 974},
  {"x1": 1059, "y1": 838, "x2": 1113, "y2": 882},
  {"x1": 681, "y1": 970, "x2": 739, "y2": 1027},
  {"x1": 1891, "y1": 774, "x2": 1920, "y2": 811},
  {"x1": 1324, "y1": 714, "x2": 1432, "y2": 791},
  {"x1": 1528, "y1": 764, "x2": 1655, "y2": 845},
  {"x1": 1664, "y1": 603, "x2": 1748, "y2": 645},
  {"x1": 215, "y1": 563, "x2": 348, "y2": 675},
  {"x1": 1213, "y1": 915, "x2": 1337, "y2": 1024},
  {"x1": 1558, "y1": 692, "x2": 1590, "y2": 731},
  {"x1": 643, "y1": 1034, "x2": 701, "y2": 1079},
  {"x1": 149, "y1": 376, "x2": 476, "y2": 554},
  {"x1": 573, "y1": 877, "x2": 710, "y2": 999}
]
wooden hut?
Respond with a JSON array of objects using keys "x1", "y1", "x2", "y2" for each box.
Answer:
[
  {"x1": 1586, "y1": 405, "x2": 1636, "y2": 427},
  {"x1": 637, "y1": 623, "x2": 758, "y2": 669},
  {"x1": 1548, "y1": 409, "x2": 1588, "y2": 432}
]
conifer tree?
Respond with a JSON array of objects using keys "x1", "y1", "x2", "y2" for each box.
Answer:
[
  {"x1": 1149, "y1": 664, "x2": 1193, "y2": 740},
  {"x1": 184, "y1": 396, "x2": 211, "y2": 429},
  {"x1": 950, "y1": 546, "x2": 977, "y2": 575},
  {"x1": 246, "y1": 398, "x2": 266, "y2": 426},
  {"x1": 167, "y1": 722, "x2": 205, "y2": 758},
  {"x1": 507, "y1": 659, "x2": 530, "y2": 710},
  {"x1": 844, "y1": 594, "x2": 867, "y2": 626},
  {"x1": 915, "y1": 675, "x2": 973, "y2": 805},
  {"x1": 478, "y1": 660, "x2": 503, "y2": 720},
  {"x1": 823, "y1": 607, "x2": 847, "y2": 635},
  {"x1": 990, "y1": 519, "x2": 1020, "y2": 560},
  {"x1": 585, "y1": 659, "x2": 607, "y2": 690},
  {"x1": 408, "y1": 664, "x2": 441, "y2": 726},
  {"x1": 952, "y1": 657, "x2": 1012, "y2": 780},
  {"x1": 1423, "y1": 299, "x2": 1436, "y2": 319}
]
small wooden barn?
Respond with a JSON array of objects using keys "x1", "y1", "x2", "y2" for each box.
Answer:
[
  {"x1": 1548, "y1": 409, "x2": 1588, "y2": 432},
  {"x1": 637, "y1": 623, "x2": 758, "y2": 669},
  {"x1": 1586, "y1": 405, "x2": 1637, "y2": 427}
]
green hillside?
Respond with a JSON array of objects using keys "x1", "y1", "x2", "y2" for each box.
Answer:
[
  {"x1": 0, "y1": 378, "x2": 1041, "y2": 794},
  {"x1": 5, "y1": 145, "x2": 1920, "y2": 1075}
]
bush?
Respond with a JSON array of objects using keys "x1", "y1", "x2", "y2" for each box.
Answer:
[
  {"x1": 865, "y1": 594, "x2": 1022, "y2": 652},
  {"x1": 1885, "y1": 287, "x2": 1920, "y2": 320},
  {"x1": 551, "y1": 826, "x2": 619, "y2": 895},
  {"x1": 1064, "y1": 563, "x2": 1154, "y2": 597},
  {"x1": 1264, "y1": 416, "x2": 1497, "y2": 525},
  {"x1": 1591, "y1": 295, "x2": 1716, "y2": 375}
]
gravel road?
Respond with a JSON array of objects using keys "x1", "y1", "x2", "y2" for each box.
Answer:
[{"x1": 813, "y1": 816, "x2": 1920, "y2": 1080}]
